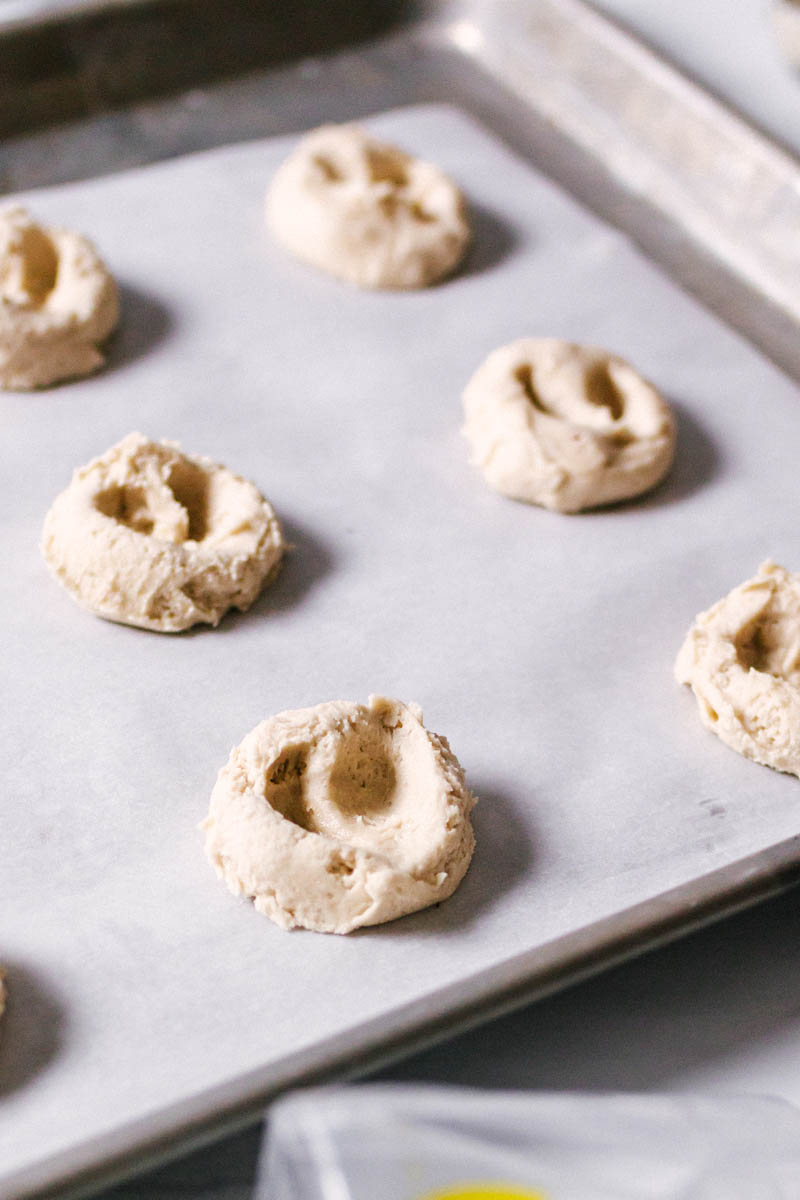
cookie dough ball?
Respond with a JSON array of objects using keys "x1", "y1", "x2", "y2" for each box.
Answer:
[
  {"x1": 462, "y1": 338, "x2": 675, "y2": 512},
  {"x1": 266, "y1": 124, "x2": 471, "y2": 289},
  {"x1": 773, "y1": 0, "x2": 800, "y2": 67},
  {"x1": 0, "y1": 205, "x2": 119, "y2": 389},
  {"x1": 203, "y1": 695, "x2": 477, "y2": 934},
  {"x1": 42, "y1": 433, "x2": 285, "y2": 632},
  {"x1": 676, "y1": 562, "x2": 800, "y2": 777}
]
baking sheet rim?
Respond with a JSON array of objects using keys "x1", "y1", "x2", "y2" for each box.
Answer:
[
  {"x1": 5, "y1": 2, "x2": 800, "y2": 1196},
  {"x1": 9, "y1": 831, "x2": 800, "y2": 1200}
]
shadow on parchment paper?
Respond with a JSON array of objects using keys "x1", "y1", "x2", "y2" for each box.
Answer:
[
  {"x1": 624, "y1": 400, "x2": 720, "y2": 512},
  {"x1": 572, "y1": 399, "x2": 719, "y2": 518},
  {"x1": 458, "y1": 204, "x2": 523, "y2": 280},
  {"x1": 365, "y1": 781, "x2": 535, "y2": 940},
  {"x1": 0, "y1": 961, "x2": 67, "y2": 1098},
  {"x1": 105, "y1": 283, "x2": 175, "y2": 370},
  {"x1": 200, "y1": 515, "x2": 335, "y2": 636}
]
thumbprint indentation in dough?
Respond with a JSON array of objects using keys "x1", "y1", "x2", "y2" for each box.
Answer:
[
  {"x1": 204, "y1": 696, "x2": 477, "y2": 933},
  {"x1": 514, "y1": 362, "x2": 551, "y2": 415},
  {"x1": 264, "y1": 730, "x2": 400, "y2": 836},
  {"x1": 166, "y1": 457, "x2": 210, "y2": 542},
  {"x1": 0, "y1": 219, "x2": 58, "y2": 306},
  {"x1": 410, "y1": 201, "x2": 436, "y2": 224},
  {"x1": 94, "y1": 459, "x2": 212, "y2": 544},
  {"x1": 328, "y1": 731, "x2": 398, "y2": 821},
  {"x1": 43, "y1": 433, "x2": 285, "y2": 632},
  {"x1": 266, "y1": 124, "x2": 471, "y2": 290},
  {"x1": 265, "y1": 745, "x2": 316, "y2": 832},
  {"x1": 94, "y1": 485, "x2": 156, "y2": 536},
  {"x1": 365, "y1": 142, "x2": 409, "y2": 187},
  {"x1": 676, "y1": 561, "x2": 800, "y2": 777},
  {"x1": 585, "y1": 360, "x2": 625, "y2": 421},
  {"x1": 312, "y1": 154, "x2": 344, "y2": 183},
  {"x1": 462, "y1": 337, "x2": 675, "y2": 513},
  {"x1": 0, "y1": 205, "x2": 119, "y2": 389},
  {"x1": 735, "y1": 607, "x2": 800, "y2": 684}
]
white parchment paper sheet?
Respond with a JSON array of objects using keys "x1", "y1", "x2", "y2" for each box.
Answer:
[{"x1": 3, "y1": 104, "x2": 800, "y2": 1183}]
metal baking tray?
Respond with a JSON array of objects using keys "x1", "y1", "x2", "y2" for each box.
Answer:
[{"x1": 3, "y1": 2, "x2": 800, "y2": 1197}]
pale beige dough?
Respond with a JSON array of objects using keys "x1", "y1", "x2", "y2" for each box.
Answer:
[
  {"x1": 203, "y1": 695, "x2": 477, "y2": 934},
  {"x1": 773, "y1": 0, "x2": 800, "y2": 67},
  {"x1": 676, "y1": 561, "x2": 800, "y2": 777},
  {"x1": 266, "y1": 124, "x2": 471, "y2": 289},
  {"x1": 42, "y1": 433, "x2": 285, "y2": 633},
  {"x1": 0, "y1": 205, "x2": 119, "y2": 389},
  {"x1": 462, "y1": 337, "x2": 675, "y2": 513}
]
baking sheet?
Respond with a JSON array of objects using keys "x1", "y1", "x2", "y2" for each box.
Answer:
[{"x1": 3, "y1": 102, "x2": 800, "y2": 1193}]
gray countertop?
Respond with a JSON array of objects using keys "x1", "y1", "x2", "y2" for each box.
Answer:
[{"x1": 101, "y1": 885, "x2": 800, "y2": 1198}]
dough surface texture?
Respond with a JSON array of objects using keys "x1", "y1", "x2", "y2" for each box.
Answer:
[
  {"x1": 676, "y1": 561, "x2": 800, "y2": 777},
  {"x1": 462, "y1": 338, "x2": 675, "y2": 512},
  {"x1": 203, "y1": 695, "x2": 477, "y2": 934},
  {"x1": 0, "y1": 205, "x2": 119, "y2": 389},
  {"x1": 266, "y1": 124, "x2": 471, "y2": 289},
  {"x1": 42, "y1": 433, "x2": 285, "y2": 632}
]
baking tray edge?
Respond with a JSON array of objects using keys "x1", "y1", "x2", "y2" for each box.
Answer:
[
  {"x1": 4, "y1": 1, "x2": 800, "y2": 1195},
  {"x1": 7, "y1": 831, "x2": 800, "y2": 1200}
]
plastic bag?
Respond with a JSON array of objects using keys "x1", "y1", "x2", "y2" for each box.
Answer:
[{"x1": 258, "y1": 1084, "x2": 800, "y2": 1200}]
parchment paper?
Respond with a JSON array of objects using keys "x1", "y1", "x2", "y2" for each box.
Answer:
[{"x1": 3, "y1": 104, "x2": 800, "y2": 1186}]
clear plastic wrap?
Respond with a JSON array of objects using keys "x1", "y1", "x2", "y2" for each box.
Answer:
[{"x1": 259, "y1": 1085, "x2": 800, "y2": 1200}]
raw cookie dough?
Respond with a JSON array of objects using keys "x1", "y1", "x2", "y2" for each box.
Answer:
[
  {"x1": 266, "y1": 124, "x2": 471, "y2": 289},
  {"x1": 462, "y1": 338, "x2": 675, "y2": 512},
  {"x1": 203, "y1": 695, "x2": 477, "y2": 934},
  {"x1": 42, "y1": 433, "x2": 285, "y2": 633},
  {"x1": 0, "y1": 205, "x2": 119, "y2": 389},
  {"x1": 772, "y1": 0, "x2": 800, "y2": 67},
  {"x1": 676, "y1": 561, "x2": 800, "y2": 777}
]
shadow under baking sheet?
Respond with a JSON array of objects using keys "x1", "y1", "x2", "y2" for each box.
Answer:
[{"x1": 371, "y1": 884, "x2": 800, "y2": 1094}]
